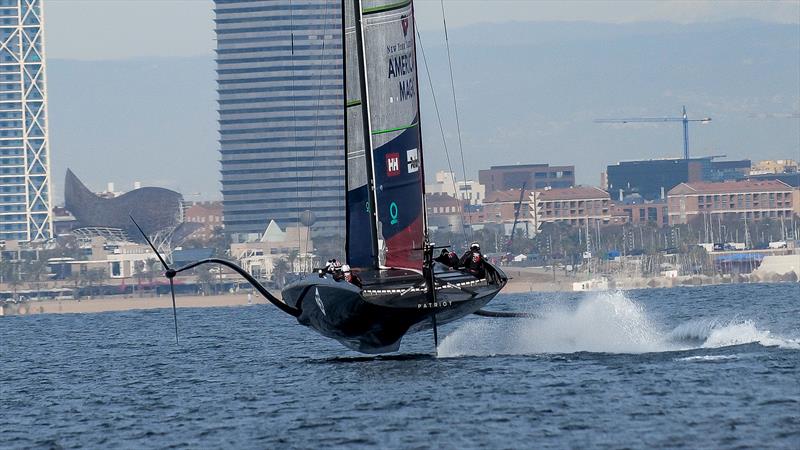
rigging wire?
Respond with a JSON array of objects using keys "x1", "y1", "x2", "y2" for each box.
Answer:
[
  {"x1": 291, "y1": 0, "x2": 303, "y2": 258},
  {"x1": 415, "y1": 27, "x2": 468, "y2": 245},
  {"x1": 440, "y1": 0, "x2": 473, "y2": 240},
  {"x1": 306, "y1": 0, "x2": 333, "y2": 260}
]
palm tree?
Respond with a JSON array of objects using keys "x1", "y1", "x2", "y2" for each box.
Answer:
[
  {"x1": 84, "y1": 268, "x2": 107, "y2": 299},
  {"x1": 1, "y1": 260, "x2": 22, "y2": 300},
  {"x1": 196, "y1": 268, "x2": 215, "y2": 295},
  {"x1": 68, "y1": 269, "x2": 83, "y2": 299},
  {"x1": 133, "y1": 260, "x2": 146, "y2": 296},
  {"x1": 24, "y1": 259, "x2": 48, "y2": 299},
  {"x1": 208, "y1": 226, "x2": 231, "y2": 259},
  {"x1": 272, "y1": 257, "x2": 290, "y2": 288},
  {"x1": 287, "y1": 249, "x2": 299, "y2": 273}
]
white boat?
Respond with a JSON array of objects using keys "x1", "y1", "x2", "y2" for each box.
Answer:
[{"x1": 572, "y1": 276, "x2": 609, "y2": 292}]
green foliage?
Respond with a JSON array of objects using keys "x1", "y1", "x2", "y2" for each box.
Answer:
[
  {"x1": 196, "y1": 268, "x2": 215, "y2": 295},
  {"x1": 271, "y1": 257, "x2": 290, "y2": 288}
]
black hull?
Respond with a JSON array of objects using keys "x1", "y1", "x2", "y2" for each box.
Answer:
[{"x1": 281, "y1": 263, "x2": 507, "y2": 353}]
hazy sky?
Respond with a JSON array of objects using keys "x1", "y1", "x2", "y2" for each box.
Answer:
[
  {"x1": 42, "y1": 1, "x2": 799, "y2": 199},
  {"x1": 45, "y1": 0, "x2": 799, "y2": 60}
]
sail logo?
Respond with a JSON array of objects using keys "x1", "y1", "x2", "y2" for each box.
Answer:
[
  {"x1": 389, "y1": 202, "x2": 399, "y2": 225},
  {"x1": 401, "y1": 15, "x2": 409, "y2": 37},
  {"x1": 406, "y1": 148, "x2": 419, "y2": 173},
  {"x1": 386, "y1": 153, "x2": 400, "y2": 177}
]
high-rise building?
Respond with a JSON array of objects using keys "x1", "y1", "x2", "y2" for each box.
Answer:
[
  {"x1": 0, "y1": 0, "x2": 52, "y2": 241},
  {"x1": 215, "y1": 0, "x2": 344, "y2": 242}
]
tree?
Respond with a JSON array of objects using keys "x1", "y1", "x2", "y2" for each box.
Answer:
[
  {"x1": 84, "y1": 268, "x2": 107, "y2": 299},
  {"x1": 24, "y1": 259, "x2": 48, "y2": 299},
  {"x1": 287, "y1": 249, "x2": 299, "y2": 273},
  {"x1": 1, "y1": 260, "x2": 22, "y2": 299},
  {"x1": 68, "y1": 269, "x2": 83, "y2": 299},
  {"x1": 196, "y1": 268, "x2": 215, "y2": 295},
  {"x1": 133, "y1": 260, "x2": 146, "y2": 296},
  {"x1": 208, "y1": 226, "x2": 232, "y2": 259},
  {"x1": 272, "y1": 257, "x2": 290, "y2": 288}
]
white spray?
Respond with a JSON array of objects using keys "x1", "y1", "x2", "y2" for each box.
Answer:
[{"x1": 437, "y1": 291, "x2": 799, "y2": 358}]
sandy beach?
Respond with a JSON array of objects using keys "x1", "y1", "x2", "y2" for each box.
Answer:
[{"x1": 3, "y1": 292, "x2": 275, "y2": 316}]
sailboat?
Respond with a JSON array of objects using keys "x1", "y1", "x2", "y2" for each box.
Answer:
[{"x1": 135, "y1": 0, "x2": 509, "y2": 354}]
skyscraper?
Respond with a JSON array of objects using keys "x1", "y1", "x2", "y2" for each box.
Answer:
[
  {"x1": 215, "y1": 0, "x2": 344, "y2": 241},
  {"x1": 0, "y1": 0, "x2": 53, "y2": 242}
]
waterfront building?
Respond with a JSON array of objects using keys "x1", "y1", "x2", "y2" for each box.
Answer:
[
  {"x1": 482, "y1": 188, "x2": 533, "y2": 224},
  {"x1": 478, "y1": 164, "x2": 575, "y2": 194},
  {"x1": 607, "y1": 157, "x2": 750, "y2": 201},
  {"x1": 748, "y1": 172, "x2": 800, "y2": 188},
  {"x1": 751, "y1": 159, "x2": 798, "y2": 175},
  {"x1": 425, "y1": 170, "x2": 486, "y2": 206},
  {"x1": 215, "y1": 0, "x2": 345, "y2": 242},
  {"x1": 610, "y1": 201, "x2": 669, "y2": 227},
  {"x1": 0, "y1": 0, "x2": 53, "y2": 241},
  {"x1": 229, "y1": 220, "x2": 314, "y2": 277},
  {"x1": 64, "y1": 169, "x2": 184, "y2": 243},
  {"x1": 425, "y1": 192, "x2": 464, "y2": 232},
  {"x1": 667, "y1": 180, "x2": 795, "y2": 225},
  {"x1": 184, "y1": 201, "x2": 224, "y2": 241},
  {"x1": 425, "y1": 170, "x2": 485, "y2": 205},
  {"x1": 530, "y1": 186, "x2": 611, "y2": 231}
]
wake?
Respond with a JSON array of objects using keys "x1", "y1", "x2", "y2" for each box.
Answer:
[{"x1": 437, "y1": 291, "x2": 800, "y2": 357}]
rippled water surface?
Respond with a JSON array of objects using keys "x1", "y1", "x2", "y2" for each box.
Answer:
[{"x1": 2, "y1": 283, "x2": 799, "y2": 448}]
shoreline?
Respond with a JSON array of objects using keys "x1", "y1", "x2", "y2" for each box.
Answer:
[
  {"x1": 1, "y1": 292, "x2": 275, "y2": 316},
  {"x1": 2, "y1": 268, "x2": 796, "y2": 316}
]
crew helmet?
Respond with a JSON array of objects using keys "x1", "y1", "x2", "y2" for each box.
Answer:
[
  {"x1": 341, "y1": 264, "x2": 351, "y2": 273},
  {"x1": 470, "y1": 242, "x2": 480, "y2": 251}
]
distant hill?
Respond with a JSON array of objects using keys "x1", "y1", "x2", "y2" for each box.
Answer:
[{"x1": 47, "y1": 20, "x2": 799, "y2": 201}]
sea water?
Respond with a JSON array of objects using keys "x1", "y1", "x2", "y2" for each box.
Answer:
[{"x1": 1, "y1": 283, "x2": 798, "y2": 448}]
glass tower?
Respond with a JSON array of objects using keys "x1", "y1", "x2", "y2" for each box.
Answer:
[
  {"x1": 215, "y1": 0, "x2": 344, "y2": 241},
  {"x1": 0, "y1": 0, "x2": 52, "y2": 242}
]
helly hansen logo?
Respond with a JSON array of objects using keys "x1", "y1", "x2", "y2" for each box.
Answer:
[{"x1": 386, "y1": 153, "x2": 400, "y2": 177}]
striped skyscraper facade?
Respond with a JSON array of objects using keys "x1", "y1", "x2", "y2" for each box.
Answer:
[
  {"x1": 0, "y1": 0, "x2": 52, "y2": 242},
  {"x1": 215, "y1": 0, "x2": 345, "y2": 241}
]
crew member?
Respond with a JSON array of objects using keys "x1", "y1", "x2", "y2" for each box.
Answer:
[
  {"x1": 434, "y1": 249, "x2": 459, "y2": 268},
  {"x1": 325, "y1": 259, "x2": 342, "y2": 274},
  {"x1": 341, "y1": 264, "x2": 363, "y2": 288},
  {"x1": 460, "y1": 242, "x2": 486, "y2": 278}
]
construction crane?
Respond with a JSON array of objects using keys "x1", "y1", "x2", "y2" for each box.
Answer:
[{"x1": 595, "y1": 106, "x2": 711, "y2": 159}]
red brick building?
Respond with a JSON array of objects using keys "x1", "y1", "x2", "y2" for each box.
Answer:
[
  {"x1": 184, "y1": 201, "x2": 224, "y2": 241},
  {"x1": 667, "y1": 180, "x2": 794, "y2": 225},
  {"x1": 530, "y1": 186, "x2": 611, "y2": 231},
  {"x1": 481, "y1": 189, "x2": 533, "y2": 224},
  {"x1": 610, "y1": 201, "x2": 669, "y2": 227}
]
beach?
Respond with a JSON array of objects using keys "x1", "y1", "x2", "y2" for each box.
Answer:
[{"x1": 2, "y1": 292, "x2": 273, "y2": 316}]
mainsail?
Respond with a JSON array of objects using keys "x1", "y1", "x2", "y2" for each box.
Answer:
[{"x1": 344, "y1": 0, "x2": 426, "y2": 270}]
